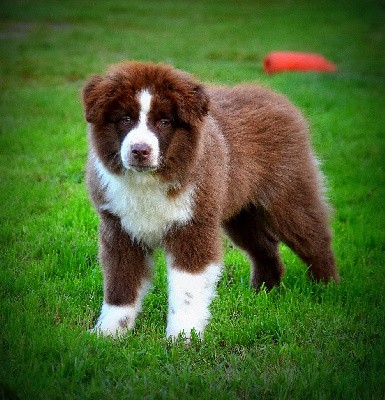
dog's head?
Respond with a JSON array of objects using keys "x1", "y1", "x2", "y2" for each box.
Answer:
[{"x1": 82, "y1": 62, "x2": 209, "y2": 180}]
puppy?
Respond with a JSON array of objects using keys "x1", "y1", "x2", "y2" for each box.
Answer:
[{"x1": 82, "y1": 61, "x2": 338, "y2": 339}]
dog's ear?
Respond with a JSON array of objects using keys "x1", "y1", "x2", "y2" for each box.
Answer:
[
  {"x1": 171, "y1": 71, "x2": 209, "y2": 126},
  {"x1": 183, "y1": 84, "x2": 209, "y2": 125},
  {"x1": 81, "y1": 75, "x2": 106, "y2": 123}
]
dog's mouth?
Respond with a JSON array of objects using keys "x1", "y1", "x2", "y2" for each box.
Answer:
[
  {"x1": 129, "y1": 164, "x2": 158, "y2": 173},
  {"x1": 125, "y1": 156, "x2": 160, "y2": 173}
]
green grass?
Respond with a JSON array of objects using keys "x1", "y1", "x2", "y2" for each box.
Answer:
[{"x1": 1, "y1": 0, "x2": 385, "y2": 398}]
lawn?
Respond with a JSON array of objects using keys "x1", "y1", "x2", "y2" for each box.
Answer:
[{"x1": 1, "y1": 0, "x2": 385, "y2": 399}]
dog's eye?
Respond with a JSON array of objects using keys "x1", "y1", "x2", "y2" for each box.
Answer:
[
  {"x1": 158, "y1": 119, "x2": 171, "y2": 128},
  {"x1": 121, "y1": 116, "x2": 132, "y2": 125}
]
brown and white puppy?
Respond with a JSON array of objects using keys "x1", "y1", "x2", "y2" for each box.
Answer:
[{"x1": 82, "y1": 61, "x2": 338, "y2": 340}]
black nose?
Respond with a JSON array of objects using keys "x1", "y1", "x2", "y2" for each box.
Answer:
[{"x1": 131, "y1": 143, "x2": 152, "y2": 161}]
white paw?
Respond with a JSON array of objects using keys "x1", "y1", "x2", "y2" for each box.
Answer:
[
  {"x1": 166, "y1": 316, "x2": 206, "y2": 342},
  {"x1": 166, "y1": 262, "x2": 222, "y2": 341},
  {"x1": 91, "y1": 303, "x2": 137, "y2": 337}
]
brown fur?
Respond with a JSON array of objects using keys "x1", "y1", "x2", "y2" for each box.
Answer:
[{"x1": 83, "y1": 61, "x2": 338, "y2": 312}]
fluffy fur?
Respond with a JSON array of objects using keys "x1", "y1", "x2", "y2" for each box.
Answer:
[{"x1": 82, "y1": 61, "x2": 338, "y2": 339}]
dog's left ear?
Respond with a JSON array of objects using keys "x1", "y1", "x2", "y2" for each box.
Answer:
[
  {"x1": 186, "y1": 84, "x2": 209, "y2": 124},
  {"x1": 171, "y1": 71, "x2": 209, "y2": 126}
]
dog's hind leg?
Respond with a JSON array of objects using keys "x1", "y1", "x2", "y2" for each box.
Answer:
[
  {"x1": 268, "y1": 186, "x2": 339, "y2": 284},
  {"x1": 224, "y1": 204, "x2": 285, "y2": 292}
]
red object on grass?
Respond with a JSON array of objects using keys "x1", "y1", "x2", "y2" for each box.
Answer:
[{"x1": 263, "y1": 51, "x2": 337, "y2": 74}]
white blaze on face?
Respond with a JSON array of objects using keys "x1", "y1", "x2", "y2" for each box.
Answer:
[{"x1": 120, "y1": 89, "x2": 160, "y2": 170}]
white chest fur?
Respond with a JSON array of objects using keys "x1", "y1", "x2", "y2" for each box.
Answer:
[{"x1": 94, "y1": 157, "x2": 195, "y2": 248}]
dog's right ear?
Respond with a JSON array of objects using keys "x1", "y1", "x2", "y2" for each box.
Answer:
[{"x1": 81, "y1": 75, "x2": 105, "y2": 123}]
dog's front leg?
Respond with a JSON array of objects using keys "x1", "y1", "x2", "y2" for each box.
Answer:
[
  {"x1": 92, "y1": 212, "x2": 152, "y2": 337},
  {"x1": 165, "y1": 226, "x2": 223, "y2": 341}
]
